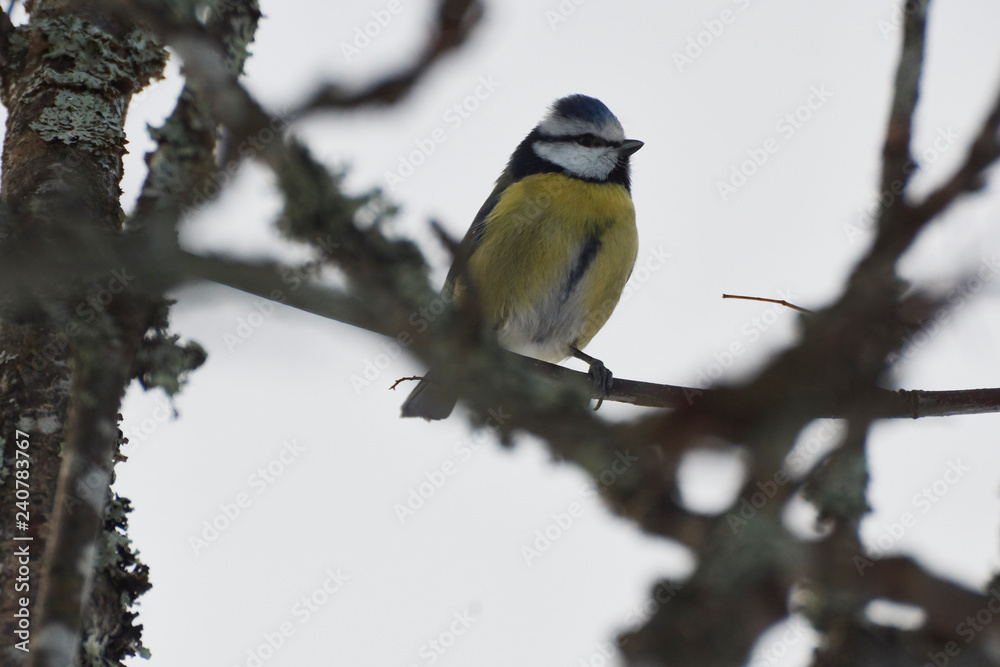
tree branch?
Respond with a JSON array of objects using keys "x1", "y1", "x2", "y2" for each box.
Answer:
[
  {"x1": 879, "y1": 0, "x2": 927, "y2": 198},
  {"x1": 176, "y1": 251, "x2": 1000, "y2": 420},
  {"x1": 294, "y1": 0, "x2": 484, "y2": 114},
  {"x1": 914, "y1": 80, "x2": 1000, "y2": 221}
]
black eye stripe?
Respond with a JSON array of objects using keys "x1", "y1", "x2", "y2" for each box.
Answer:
[{"x1": 542, "y1": 134, "x2": 618, "y2": 147}]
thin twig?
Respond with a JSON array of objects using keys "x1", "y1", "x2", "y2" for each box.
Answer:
[
  {"x1": 721, "y1": 293, "x2": 812, "y2": 313},
  {"x1": 389, "y1": 376, "x2": 423, "y2": 391}
]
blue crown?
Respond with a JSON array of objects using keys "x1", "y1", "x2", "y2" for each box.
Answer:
[{"x1": 552, "y1": 94, "x2": 616, "y2": 124}]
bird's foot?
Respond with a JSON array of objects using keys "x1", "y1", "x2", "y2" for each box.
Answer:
[{"x1": 571, "y1": 346, "x2": 613, "y2": 411}]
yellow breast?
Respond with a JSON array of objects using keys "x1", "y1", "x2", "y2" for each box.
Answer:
[{"x1": 467, "y1": 172, "x2": 638, "y2": 360}]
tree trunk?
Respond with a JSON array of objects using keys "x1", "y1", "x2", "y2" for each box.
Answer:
[{"x1": 0, "y1": 1, "x2": 165, "y2": 664}]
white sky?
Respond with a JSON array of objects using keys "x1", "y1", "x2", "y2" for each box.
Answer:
[{"x1": 5, "y1": 1, "x2": 1000, "y2": 665}]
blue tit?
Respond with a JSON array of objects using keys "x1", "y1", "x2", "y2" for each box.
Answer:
[{"x1": 402, "y1": 94, "x2": 642, "y2": 420}]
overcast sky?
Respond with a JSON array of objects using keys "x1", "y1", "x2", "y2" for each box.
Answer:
[{"x1": 6, "y1": 1, "x2": 1000, "y2": 665}]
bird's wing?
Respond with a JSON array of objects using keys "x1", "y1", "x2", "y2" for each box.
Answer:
[{"x1": 442, "y1": 171, "x2": 514, "y2": 296}]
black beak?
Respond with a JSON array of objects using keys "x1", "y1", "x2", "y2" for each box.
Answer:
[{"x1": 620, "y1": 139, "x2": 644, "y2": 157}]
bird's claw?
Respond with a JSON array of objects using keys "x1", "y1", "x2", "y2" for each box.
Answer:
[{"x1": 588, "y1": 360, "x2": 613, "y2": 411}]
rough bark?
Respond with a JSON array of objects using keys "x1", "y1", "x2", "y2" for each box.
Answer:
[{"x1": 0, "y1": 1, "x2": 165, "y2": 664}]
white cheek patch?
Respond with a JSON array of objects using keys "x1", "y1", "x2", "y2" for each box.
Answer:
[{"x1": 533, "y1": 141, "x2": 618, "y2": 180}]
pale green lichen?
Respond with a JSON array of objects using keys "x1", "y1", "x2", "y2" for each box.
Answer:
[
  {"x1": 24, "y1": 16, "x2": 167, "y2": 151},
  {"x1": 219, "y1": 0, "x2": 261, "y2": 76},
  {"x1": 34, "y1": 16, "x2": 166, "y2": 94},
  {"x1": 32, "y1": 90, "x2": 125, "y2": 153}
]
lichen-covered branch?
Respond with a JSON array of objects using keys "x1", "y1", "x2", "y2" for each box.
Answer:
[
  {"x1": 31, "y1": 335, "x2": 131, "y2": 667},
  {"x1": 0, "y1": 1, "x2": 184, "y2": 665}
]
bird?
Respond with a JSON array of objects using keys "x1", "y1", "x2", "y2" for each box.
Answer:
[{"x1": 401, "y1": 94, "x2": 642, "y2": 420}]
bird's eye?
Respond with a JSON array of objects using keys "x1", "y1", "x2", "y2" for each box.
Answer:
[{"x1": 576, "y1": 133, "x2": 601, "y2": 147}]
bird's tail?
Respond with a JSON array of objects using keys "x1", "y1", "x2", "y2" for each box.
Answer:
[{"x1": 401, "y1": 371, "x2": 457, "y2": 420}]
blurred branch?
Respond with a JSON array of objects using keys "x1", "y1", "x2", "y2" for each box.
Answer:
[
  {"x1": 915, "y1": 82, "x2": 1000, "y2": 221},
  {"x1": 868, "y1": 0, "x2": 1000, "y2": 268},
  {"x1": 177, "y1": 251, "x2": 382, "y2": 334},
  {"x1": 622, "y1": 2, "x2": 1000, "y2": 663},
  {"x1": 879, "y1": 0, "x2": 926, "y2": 198},
  {"x1": 295, "y1": 0, "x2": 484, "y2": 114}
]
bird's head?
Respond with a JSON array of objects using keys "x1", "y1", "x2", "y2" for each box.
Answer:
[{"x1": 529, "y1": 94, "x2": 643, "y2": 183}]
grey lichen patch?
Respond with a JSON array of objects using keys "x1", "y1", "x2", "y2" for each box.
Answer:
[
  {"x1": 31, "y1": 90, "x2": 125, "y2": 152},
  {"x1": 802, "y1": 446, "x2": 870, "y2": 522},
  {"x1": 215, "y1": 0, "x2": 262, "y2": 76},
  {"x1": 98, "y1": 502, "x2": 130, "y2": 570},
  {"x1": 88, "y1": 493, "x2": 152, "y2": 662},
  {"x1": 82, "y1": 631, "x2": 111, "y2": 667},
  {"x1": 139, "y1": 88, "x2": 218, "y2": 204},
  {"x1": 132, "y1": 329, "x2": 207, "y2": 397},
  {"x1": 37, "y1": 413, "x2": 62, "y2": 434},
  {"x1": 21, "y1": 16, "x2": 167, "y2": 151},
  {"x1": 33, "y1": 16, "x2": 166, "y2": 96},
  {"x1": 15, "y1": 414, "x2": 64, "y2": 433}
]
